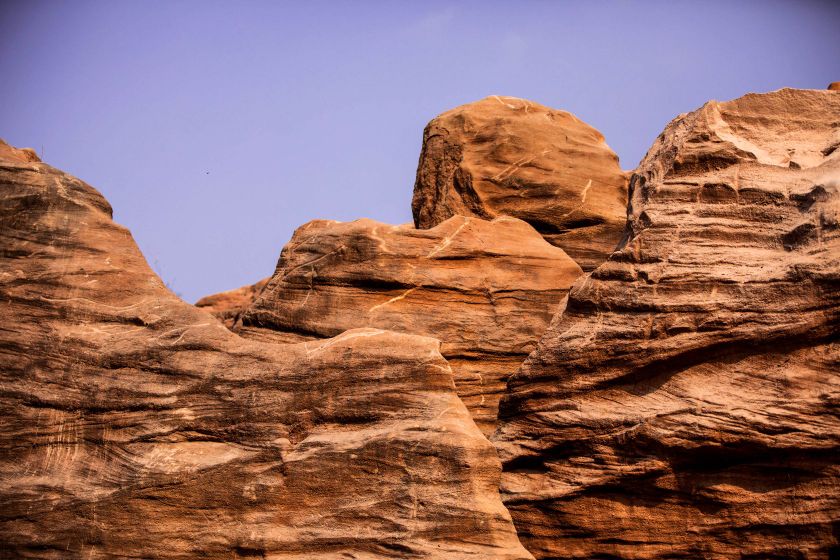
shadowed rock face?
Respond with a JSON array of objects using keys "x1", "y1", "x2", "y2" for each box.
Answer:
[
  {"x1": 412, "y1": 96, "x2": 628, "y2": 271},
  {"x1": 230, "y1": 216, "x2": 582, "y2": 435},
  {"x1": 492, "y1": 88, "x2": 840, "y2": 559},
  {"x1": 0, "y1": 140, "x2": 532, "y2": 559}
]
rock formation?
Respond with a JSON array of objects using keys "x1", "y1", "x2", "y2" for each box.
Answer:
[
  {"x1": 0, "y1": 140, "x2": 40, "y2": 163},
  {"x1": 411, "y1": 96, "x2": 628, "y2": 271},
  {"x1": 226, "y1": 215, "x2": 582, "y2": 434},
  {"x1": 196, "y1": 277, "x2": 268, "y2": 328},
  {"x1": 492, "y1": 88, "x2": 840, "y2": 558},
  {"x1": 0, "y1": 140, "x2": 532, "y2": 558},
  {"x1": 3, "y1": 85, "x2": 839, "y2": 559}
]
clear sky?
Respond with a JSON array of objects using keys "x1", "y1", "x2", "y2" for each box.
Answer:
[{"x1": 2, "y1": 1, "x2": 839, "y2": 302}]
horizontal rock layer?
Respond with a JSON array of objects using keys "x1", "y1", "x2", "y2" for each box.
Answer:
[
  {"x1": 492, "y1": 88, "x2": 840, "y2": 558},
  {"x1": 0, "y1": 141, "x2": 532, "y2": 559},
  {"x1": 412, "y1": 96, "x2": 628, "y2": 271},
  {"x1": 233, "y1": 215, "x2": 582, "y2": 434}
]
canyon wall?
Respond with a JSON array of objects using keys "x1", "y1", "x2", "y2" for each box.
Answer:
[
  {"x1": 213, "y1": 215, "x2": 581, "y2": 435},
  {"x1": 3, "y1": 86, "x2": 839, "y2": 558},
  {"x1": 0, "y1": 140, "x2": 531, "y2": 559},
  {"x1": 493, "y1": 88, "x2": 840, "y2": 559}
]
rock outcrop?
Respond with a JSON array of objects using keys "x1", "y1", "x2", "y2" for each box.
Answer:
[
  {"x1": 0, "y1": 139, "x2": 40, "y2": 163},
  {"x1": 4, "y1": 85, "x2": 838, "y2": 560},
  {"x1": 0, "y1": 143, "x2": 532, "y2": 558},
  {"x1": 492, "y1": 88, "x2": 840, "y2": 558},
  {"x1": 229, "y1": 216, "x2": 582, "y2": 435},
  {"x1": 412, "y1": 96, "x2": 628, "y2": 271},
  {"x1": 195, "y1": 277, "x2": 268, "y2": 327}
]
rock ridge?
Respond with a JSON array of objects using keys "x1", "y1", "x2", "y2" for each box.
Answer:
[
  {"x1": 492, "y1": 87, "x2": 840, "y2": 559},
  {"x1": 0, "y1": 143, "x2": 532, "y2": 558},
  {"x1": 4, "y1": 86, "x2": 840, "y2": 559},
  {"x1": 228, "y1": 214, "x2": 583, "y2": 435}
]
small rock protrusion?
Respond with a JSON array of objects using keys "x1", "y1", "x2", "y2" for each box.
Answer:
[{"x1": 412, "y1": 96, "x2": 628, "y2": 272}]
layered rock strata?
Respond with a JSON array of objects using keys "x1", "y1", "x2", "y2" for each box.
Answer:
[
  {"x1": 0, "y1": 140, "x2": 532, "y2": 559},
  {"x1": 5, "y1": 85, "x2": 838, "y2": 560},
  {"x1": 231, "y1": 216, "x2": 582, "y2": 435},
  {"x1": 492, "y1": 88, "x2": 840, "y2": 558},
  {"x1": 412, "y1": 96, "x2": 628, "y2": 271}
]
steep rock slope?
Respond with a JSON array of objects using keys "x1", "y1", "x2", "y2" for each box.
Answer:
[
  {"x1": 412, "y1": 96, "x2": 628, "y2": 271},
  {"x1": 232, "y1": 216, "x2": 582, "y2": 435},
  {"x1": 492, "y1": 88, "x2": 840, "y2": 558},
  {"x1": 0, "y1": 140, "x2": 532, "y2": 559}
]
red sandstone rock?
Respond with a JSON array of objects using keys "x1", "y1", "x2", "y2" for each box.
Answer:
[
  {"x1": 0, "y1": 138, "x2": 40, "y2": 163},
  {"x1": 492, "y1": 88, "x2": 840, "y2": 558},
  {"x1": 195, "y1": 277, "x2": 269, "y2": 327},
  {"x1": 228, "y1": 216, "x2": 582, "y2": 435},
  {"x1": 0, "y1": 147, "x2": 532, "y2": 558},
  {"x1": 4, "y1": 85, "x2": 838, "y2": 559},
  {"x1": 412, "y1": 96, "x2": 628, "y2": 271}
]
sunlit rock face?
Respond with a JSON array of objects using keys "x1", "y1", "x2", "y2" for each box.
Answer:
[
  {"x1": 196, "y1": 277, "x2": 268, "y2": 328},
  {"x1": 492, "y1": 88, "x2": 840, "y2": 559},
  {"x1": 411, "y1": 96, "x2": 629, "y2": 272},
  {"x1": 0, "y1": 140, "x2": 533, "y2": 559},
  {"x1": 229, "y1": 215, "x2": 582, "y2": 435},
  {"x1": 3, "y1": 85, "x2": 839, "y2": 560}
]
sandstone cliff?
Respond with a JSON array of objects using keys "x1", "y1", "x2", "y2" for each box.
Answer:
[
  {"x1": 3, "y1": 85, "x2": 839, "y2": 559},
  {"x1": 492, "y1": 88, "x2": 840, "y2": 559},
  {"x1": 0, "y1": 140, "x2": 532, "y2": 558},
  {"x1": 411, "y1": 96, "x2": 628, "y2": 271},
  {"x1": 229, "y1": 215, "x2": 582, "y2": 435}
]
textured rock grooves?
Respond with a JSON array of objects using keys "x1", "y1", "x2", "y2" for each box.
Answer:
[
  {"x1": 493, "y1": 88, "x2": 840, "y2": 558},
  {"x1": 411, "y1": 96, "x2": 628, "y2": 272},
  {"x1": 229, "y1": 215, "x2": 582, "y2": 435},
  {"x1": 4, "y1": 86, "x2": 840, "y2": 559},
  {"x1": 0, "y1": 140, "x2": 532, "y2": 558}
]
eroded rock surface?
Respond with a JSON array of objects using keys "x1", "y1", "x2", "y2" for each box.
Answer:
[
  {"x1": 0, "y1": 138, "x2": 40, "y2": 163},
  {"x1": 412, "y1": 96, "x2": 628, "y2": 271},
  {"x1": 195, "y1": 277, "x2": 268, "y2": 327},
  {"x1": 493, "y1": 88, "x2": 840, "y2": 558},
  {"x1": 232, "y1": 216, "x2": 582, "y2": 434},
  {"x1": 0, "y1": 146, "x2": 532, "y2": 558}
]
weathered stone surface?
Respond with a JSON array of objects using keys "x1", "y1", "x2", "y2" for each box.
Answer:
[
  {"x1": 0, "y1": 147, "x2": 532, "y2": 558},
  {"x1": 411, "y1": 96, "x2": 628, "y2": 271},
  {"x1": 0, "y1": 138, "x2": 40, "y2": 163},
  {"x1": 233, "y1": 216, "x2": 582, "y2": 435},
  {"x1": 493, "y1": 88, "x2": 840, "y2": 558},
  {"x1": 828, "y1": 82, "x2": 840, "y2": 91},
  {"x1": 196, "y1": 277, "x2": 268, "y2": 327}
]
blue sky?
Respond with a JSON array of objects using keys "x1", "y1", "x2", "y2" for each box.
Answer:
[{"x1": 2, "y1": 0, "x2": 838, "y2": 301}]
